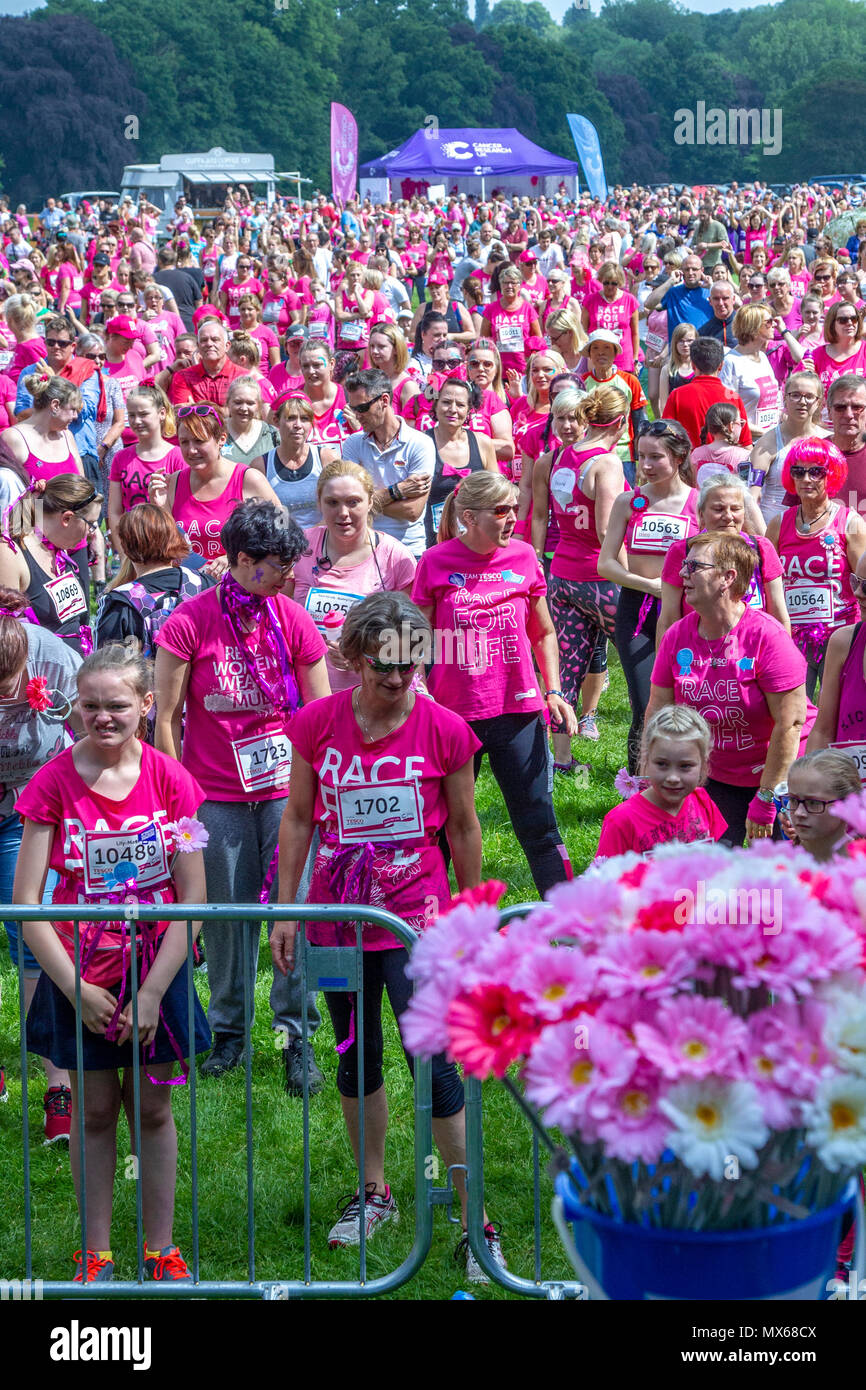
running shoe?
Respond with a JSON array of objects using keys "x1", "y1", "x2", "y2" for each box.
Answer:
[
  {"x1": 73, "y1": 1250, "x2": 115, "y2": 1283},
  {"x1": 43, "y1": 1085, "x2": 72, "y2": 1145},
  {"x1": 455, "y1": 1223, "x2": 507, "y2": 1286},
  {"x1": 577, "y1": 713, "x2": 600, "y2": 741},
  {"x1": 328, "y1": 1184, "x2": 399, "y2": 1247},
  {"x1": 144, "y1": 1245, "x2": 192, "y2": 1282},
  {"x1": 553, "y1": 758, "x2": 591, "y2": 778}
]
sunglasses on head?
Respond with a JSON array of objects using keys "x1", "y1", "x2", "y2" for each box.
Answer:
[
  {"x1": 849, "y1": 573, "x2": 866, "y2": 595},
  {"x1": 789, "y1": 465, "x2": 828, "y2": 480},
  {"x1": 178, "y1": 403, "x2": 224, "y2": 424},
  {"x1": 363, "y1": 653, "x2": 416, "y2": 675}
]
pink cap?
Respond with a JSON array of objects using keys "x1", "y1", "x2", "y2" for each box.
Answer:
[
  {"x1": 518, "y1": 249, "x2": 537, "y2": 263},
  {"x1": 105, "y1": 315, "x2": 138, "y2": 339}
]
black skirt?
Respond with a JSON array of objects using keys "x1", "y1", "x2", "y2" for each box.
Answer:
[{"x1": 26, "y1": 960, "x2": 212, "y2": 1072}]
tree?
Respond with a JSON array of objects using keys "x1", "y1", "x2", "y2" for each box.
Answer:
[
  {"x1": 487, "y1": 0, "x2": 559, "y2": 39},
  {"x1": 0, "y1": 14, "x2": 147, "y2": 204}
]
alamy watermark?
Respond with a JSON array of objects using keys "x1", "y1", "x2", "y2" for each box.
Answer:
[
  {"x1": 673, "y1": 882, "x2": 782, "y2": 935},
  {"x1": 674, "y1": 103, "x2": 782, "y2": 157}
]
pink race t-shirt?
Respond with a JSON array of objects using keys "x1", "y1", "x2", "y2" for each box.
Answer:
[
  {"x1": 155, "y1": 587, "x2": 326, "y2": 801},
  {"x1": 0, "y1": 372, "x2": 16, "y2": 429},
  {"x1": 412, "y1": 536, "x2": 547, "y2": 721},
  {"x1": 651, "y1": 606, "x2": 816, "y2": 783},
  {"x1": 109, "y1": 444, "x2": 185, "y2": 511},
  {"x1": 248, "y1": 323, "x2": 280, "y2": 363},
  {"x1": 223, "y1": 277, "x2": 265, "y2": 327},
  {"x1": 596, "y1": 788, "x2": 727, "y2": 859},
  {"x1": 15, "y1": 742, "x2": 204, "y2": 956},
  {"x1": 267, "y1": 362, "x2": 305, "y2": 398},
  {"x1": 8, "y1": 338, "x2": 45, "y2": 383},
  {"x1": 484, "y1": 298, "x2": 536, "y2": 374},
  {"x1": 293, "y1": 527, "x2": 416, "y2": 692},
  {"x1": 261, "y1": 290, "x2": 303, "y2": 336},
  {"x1": 289, "y1": 687, "x2": 480, "y2": 944}
]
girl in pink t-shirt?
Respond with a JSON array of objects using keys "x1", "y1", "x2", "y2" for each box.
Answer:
[
  {"x1": 108, "y1": 383, "x2": 184, "y2": 537},
  {"x1": 597, "y1": 705, "x2": 726, "y2": 859},
  {"x1": 14, "y1": 643, "x2": 209, "y2": 1285},
  {"x1": 270, "y1": 591, "x2": 493, "y2": 1250},
  {"x1": 480, "y1": 268, "x2": 541, "y2": 380},
  {"x1": 581, "y1": 263, "x2": 640, "y2": 375}
]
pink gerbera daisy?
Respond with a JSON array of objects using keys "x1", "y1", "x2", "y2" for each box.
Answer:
[
  {"x1": 446, "y1": 983, "x2": 539, "y2": 1078},
  {"x1": 634, "y1": 995, "x2": 748, "y2": 1081}
]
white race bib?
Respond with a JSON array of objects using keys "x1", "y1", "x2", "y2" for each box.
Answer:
[
  {"x1": 497, "y1": 322, "x2": 524, "y2": 353},
  {"x1": 630, "y1": 512, "x2": 690, "y2": 552},
  {"x1": 82, "y1": 824, "x2": 169, "y2": 895},
  {"x1": 831, "y1": 740, "x2": 866, "y2": 783},
  {"x1": 340, "y1": 320, "x2": 363, "y2": 343},
  {"x1": 335, "y1": 779, "x2": 424, "y2": 844},
  {"x1": 308, "y1": 321, "x2": 329, "y2": 339},
  {"x1": 232, "y1": 731, "x2": 292, "y2": 792},
  {"x1": 645, "y1": 330, "x2": 666, "y2": 356},
  {"x1": 755, "y1": 406, "x2": 780, "y2": 431},
  {"x1": 44, "y1": 572, "x2": 87, "y2": 623},
  {"x1": 785, "y1": 583, "x2": 833, "y2": 624},
  {"x1": 304, "y1": 587, "x2": 364, "y2": 634}
]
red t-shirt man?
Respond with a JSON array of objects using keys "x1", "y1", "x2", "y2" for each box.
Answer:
[{"x1": 663, "y1": 374, "x2": 753, "y2": 449}]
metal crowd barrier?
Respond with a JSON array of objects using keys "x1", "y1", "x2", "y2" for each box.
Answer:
[{"x1": 5, "y1": 901, "x2": 584, "y2": 1299}]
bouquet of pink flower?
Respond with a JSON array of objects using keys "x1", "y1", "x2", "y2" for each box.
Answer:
[{"x1": 405, "y1": 843, "x2": 866, "y2": 1230}]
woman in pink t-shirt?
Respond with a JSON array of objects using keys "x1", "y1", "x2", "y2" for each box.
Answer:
[
  {"x1": 261, "y1": 261, "x2": 303, "y2": 342},
  {"x1": 581, "y1": 261, "x2": 640, "y2": 376},
  {"x1": 648, "y1": 531, "x2": 815, "y2": 848},
  {"x1": 480, "y1": 266, "x2": 541, "y2": 380},
  {"x1": 412, "y1": 469, "x2": 576, "y2": 895},
  {"x1": 55, "y1": 245, "x2": 85, "y2": 324},
  {"x1": 804, "y1": 301, "x2": 866, "y2": 424},
  {"x1": 236, "y1": 294, "x2": 280, "y2": 370},
  {"x1": 335, "y1": 259, "x2": 377, "y2": 353},
  {"x1": 4, "y1": 293, "x2": 45, "y2": 382},
  {"x1": 15, "y1": 642, "x2": 209, "y2": 1285},
  {"x1": 155, "y1": 500, "x2": 329, "y2": 1086},
  {"x1": 289, "y1": 459, "x2": 416, "y2": 691},
  {"x1": 148, "y1": 404, "x2": 280, "y2": 571},
  {"x1": 599, "y1": 419, "x2": 699, "y2": 773},
  {"x1": 765, "y1": 436, "x2": 866, "y2": 698},
  {"x1": 0, "y1": 372, "x2": 85, "y2": 485},
  {"x1": 597, "y1": 705, "x2": 726, "y2": 859},
  {"x1": 299, "y1": 342, "x2": 351, "y2": 447},
  {"x1": 270, "y1": 592, "x2": 496, "y2": 1261}
]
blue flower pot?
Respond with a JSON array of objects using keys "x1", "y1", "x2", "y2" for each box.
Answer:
[{"x1": 555, "y1": 1172, "x2": 857, "y2": 1300}]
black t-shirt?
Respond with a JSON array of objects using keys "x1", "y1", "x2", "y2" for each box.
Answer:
[{"x1": 153, "y1": 268, "x2": 200, "y2": 329}]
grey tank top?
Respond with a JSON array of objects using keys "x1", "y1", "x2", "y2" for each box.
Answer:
[{"x1": 265, "y1": 444, "x2": 324, "y2": 531}]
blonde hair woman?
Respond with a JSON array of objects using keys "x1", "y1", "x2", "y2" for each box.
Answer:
[{"x1": 658, "y1": 322, "x2": 696, "y2": 414}]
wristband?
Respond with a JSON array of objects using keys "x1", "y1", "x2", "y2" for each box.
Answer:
[
  {"x1": 747, "y1": 794, "x2": 777, "y2": 827},
  {"x1": 546, "y1": 689, "x2": 563, "y2": 699},
  {"x1": 747, "y1": 465, "x2": 765, "y2": 489},
  {"x1": 388, "y1": 483, "x2": 402, "y2": 502}
]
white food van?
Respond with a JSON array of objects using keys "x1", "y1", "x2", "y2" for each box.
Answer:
[{"x1": 120, "y1": 148, "x2": 278, "y2": 235}]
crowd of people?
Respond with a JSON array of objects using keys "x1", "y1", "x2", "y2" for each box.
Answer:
[{"x1": 2, "y1": 174, "x2": 866, "y2": 1288}]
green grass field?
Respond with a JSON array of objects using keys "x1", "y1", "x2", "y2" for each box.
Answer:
[{"x1": 0, "y1": 660, "x2": 631, "y2": 1299}]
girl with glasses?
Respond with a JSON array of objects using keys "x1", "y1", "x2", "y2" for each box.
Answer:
[
  {"x1": 765, "y1": 436, "x2": 866, "y2": 698},
  {"x1": 782, "y1": 749, "x2": 863, "y2": 859}
]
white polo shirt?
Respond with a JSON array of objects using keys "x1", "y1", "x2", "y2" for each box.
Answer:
[{"x1": 341, "y1": 418, "x2": 435, "y2": 558}]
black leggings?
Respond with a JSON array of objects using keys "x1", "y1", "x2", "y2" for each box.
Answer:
[
  {"x1": 325, "y1": 947, "x2": 464, "y2": 1117},
  {"x1": 469, "y1": 711, "x2": 572, "y2": 896},
  {"x1": 614, "y1": 585, "x2": 660, "y2": 775},
  {"x1": 705, "y1": 778, "x2": 783, "y2": 849}
]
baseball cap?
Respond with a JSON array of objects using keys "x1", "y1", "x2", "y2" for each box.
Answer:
[
  {"x1": 519, "y1": 249, "x2": 537, "y2": 263},
  {"x1": 92, "y1": 253, "x2": 111, "y2": 267},
  {"x1": 285, "y1": 324, "x2": 309, "y2": 340},
  {"x1": 12, "y1": 259, "x2": 36, "y2": 277},
  {"x1": 105, "y1": 315, "x2": 138, "y2": 340},
  {"x1": 586, "y1": 329, "x2": 621, "y2": 349}
]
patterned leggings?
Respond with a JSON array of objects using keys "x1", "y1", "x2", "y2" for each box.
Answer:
[{"x1": 548, "y1": 575, "x2": 620, "y2": 706}]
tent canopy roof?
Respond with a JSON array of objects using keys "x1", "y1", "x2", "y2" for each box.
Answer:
[{"x1": 360, "y1": 128, "x2": 578, "y2": 181}]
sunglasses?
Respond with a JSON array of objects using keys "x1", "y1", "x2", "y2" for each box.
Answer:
[
  {"x1": 44, "y1": 337, "x2": 73, "y2": 348},
  {"x1": 434, "y1": 357, "x2": 463, "y2": 369},
  {"x1": 363, "y1": 653, "x2": 416, "y2": 675},
  {"x1": 470, "y1": 503, "x2": 518, "y2": 519},
  {"x1": 789, "y1": 465, "x2": 828, "y2": 480},
  {"x1": 178, "y1": 403, "x2": 224, "y2": 423},
  {"x1": 85, "y1": 351, "x2": 106, "y2": 361},
  {"x1": 813, "y1": 274, "x2": 833, "y2": 281},
  {"x1": 352, "y1": 394, "x2": 384, "y2": 415},
  {"x1": 836, "y1": 315, "x2": 858, "y2": 324},
  {"x1": 850, "y1": 573, "x2": 866, "y2": 595},
  {"x1": 681, "y1": 557, "x2": 716, "y2": 575}
]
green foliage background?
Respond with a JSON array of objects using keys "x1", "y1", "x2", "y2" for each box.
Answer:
[{"x1": 0, "y1": 0, "x2": 864, "y2": 201}]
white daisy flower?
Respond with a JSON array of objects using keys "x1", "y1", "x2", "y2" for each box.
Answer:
[
  {"x1": 803, "y1": 1076, "x2": 866, "y2": 1173},
  {"x1": 824, "y1": 997, "x2": 866, "y2": 1078},
  {"x1": 659, "y1": 1079, "x2": 769, "y2": 1180}
]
